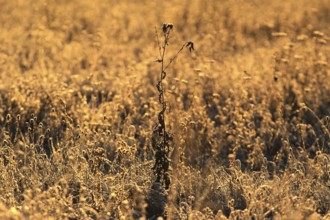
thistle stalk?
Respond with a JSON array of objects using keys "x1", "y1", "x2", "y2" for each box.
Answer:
[{"x1": 152, "y1": 23, "x2": 194, "y2": 190}]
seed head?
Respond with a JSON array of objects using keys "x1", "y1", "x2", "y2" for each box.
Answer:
[
  {"x1": 6, "y1": 114, "x2": 11, "y2": 123},
  {"x1": 186, "y1": 41, "x2": 194, "y2": 52},
  {"x1": 162, "y1": 23, "x2": 174, "y2": 33}
]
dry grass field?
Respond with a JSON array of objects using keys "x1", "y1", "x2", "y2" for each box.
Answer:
[{"x1": 0, "y1": 0, "x2": 329, "y2": 219}]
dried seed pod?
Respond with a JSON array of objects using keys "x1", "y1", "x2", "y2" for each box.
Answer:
[
  {"x1": 6, "y1": 114, "x2": 11, "y2": 123},
  {"x1": 186, "y1": 41, "x2": 194, "y2": 52},
  {"x1": 162, "y1": 23, "x2": 168, "y2": 33}
]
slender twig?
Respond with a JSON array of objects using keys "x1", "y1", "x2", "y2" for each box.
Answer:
[
  {"x1": 164, "y1": 43, "x2": 186, "y2": 71},
  {"x1": 155, "y1": 27, "x2": 162, "y2": 59}
]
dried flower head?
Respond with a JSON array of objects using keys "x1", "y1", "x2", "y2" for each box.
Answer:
[
  {"x1": 162, "y1": 23, "x2": 174, "y2": 34},
  {"x1": 186, "y1": 41, "x2": 194, "y2": 52}
]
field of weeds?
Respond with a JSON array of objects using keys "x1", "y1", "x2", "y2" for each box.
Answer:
[{"x1": 0, "y1": 0, "x2": 329, "y2": 219}]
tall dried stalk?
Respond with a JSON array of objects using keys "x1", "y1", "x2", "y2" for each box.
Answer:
[{"x1": 152, "y1": 23, "x2": 194, "y2": 190}]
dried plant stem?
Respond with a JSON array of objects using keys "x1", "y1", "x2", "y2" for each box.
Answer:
[
  {"x1": 152, "y1": 24, "x2": 194, "y2": 191},
  {"x1": 153, "y1": 24, "x2": 172, "y2": 190}
]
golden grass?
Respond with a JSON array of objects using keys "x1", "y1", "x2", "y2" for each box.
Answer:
[{"x1": 0, "y1": 0, "x2": 329, "y2": 219}]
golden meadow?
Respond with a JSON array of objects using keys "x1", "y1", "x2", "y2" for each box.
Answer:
[{"x1": 0, "y1": 0, "x2": 329, "y2": 219}]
